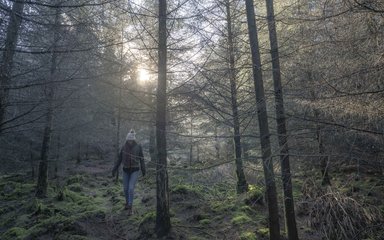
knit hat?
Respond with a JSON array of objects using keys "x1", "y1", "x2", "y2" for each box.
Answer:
[{"x1": 126, "y1": 129, "x2": 136, "y2": 141}]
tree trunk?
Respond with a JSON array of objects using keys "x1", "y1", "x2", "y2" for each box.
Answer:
[
  {"x1": 189, "y1": 114, "x2": 193, "y2": 166},
  {"x1": 244, "y1": 0, "x2": 281, "y2": 239},
  {"x1": 225, "y1": 0, "x2": 248, "y2": 194},
  {"x1": 115, "y1": 89, "x2": 121, "y2": 182},
  {"x1": 36, "y1": 7, "x2": 60, "y2": 198},
  {"x1": 214, "y1": 125, "x2": 220, "y2": 160},
  {"x1": 76, "y1": 142, "x2": 82, "y2": 164},
  {"x1": 156, "y1": 0, "x2": 171, "y2": 237},
  {"x1": 0, "y1": 0, "x2": 25, "y2": 133},
  {"x1": 265, "y1": 0, "x2": 299, "y2": 239},
  {"x1": 85, "y1": 142, "x2": 89, "y2": 160},
  {"x1": 149, "y1": 125, "x2": 157, "y2": 164},
  {"x1": 314, "y1": 110, "x2": 331, "y2": 186},
  {"x1": 55, "y1": 135, "x2": 60, "y2": 178},
  {"x1": 30, "y1": 141, "x2": 35, "y2": 179},
  {"x1": 114, "y1": 30, "x2": 124, "y2": 183},
  {"x1": 197, "y1": 143, "x2": 200, "y2": 163}
]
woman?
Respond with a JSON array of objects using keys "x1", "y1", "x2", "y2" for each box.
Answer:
[{"x1": 112, "y1": 129, "x2": 146, "y2": 215}]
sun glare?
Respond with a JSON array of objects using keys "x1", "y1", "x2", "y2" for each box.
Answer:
[{"x1": 138, "y1": 68, "x2": 150, "y2": 83}]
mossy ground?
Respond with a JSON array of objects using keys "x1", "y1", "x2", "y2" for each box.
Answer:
[
  {"x1": 0, "y1": 171, "x2": 109, "y2": 240},
  {"x1": 0, "y1": 160, "x2": 298, "y2": 240},
  {"x1": 2, "y1": 159, "x2": 383, "y2": 239}
]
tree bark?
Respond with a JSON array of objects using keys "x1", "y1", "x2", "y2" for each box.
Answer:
[
  {"x1": 114, "y1": 28, "x2": 124, "y2": 183},
  {"x1": 30, "y1": 141, "x2": 35, "y2": 179},
  {"x1": 0, "y1": 0, "x2": 25, "y2": 133},
  {"x1": 36, "y1": 6, "x2": 60, "y2": 198},
  {"x1": 54, "y1": 135, "x2": 60, "y2": 178},
  {"x1": 156, "y1": 0, "x2": 171, "y2": 237},
  {"x1": 265, "y1": 0, "x2": 299, "y2": 239},
  {"x1": 149, "y1": 125, "x2": 157, "y2": 164},
  {"x1": 214, "y1": 125, "x2": 220, "y2": 160},
  {"x1": 225, "y1": 0, "x2": 248, "y2": 194},
  {"x1": 189, "y1": 114, "x2": 193, "y2": 166},
  {"x1": 147, "y1": 78, "x2": 157, "y2": 168},
  {"x1": 314, "y1": 110, "x2": 331, "y2": 186},
  {"x1": 244, "y1": 0, "x2": 281, "y2": 239}
]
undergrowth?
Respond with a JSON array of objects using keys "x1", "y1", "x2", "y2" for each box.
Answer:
[
  {"x1": 299, "y1": 177, "x2": 384, "y2": 240},
  {"x1": 0, "y1": 174, "x2": 107, "y2": 240},
  {"x1": 4, "y1": 160, "x2": 382, "y2": 240}
]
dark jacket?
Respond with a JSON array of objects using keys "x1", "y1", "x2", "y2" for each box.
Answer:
[{"x1": 113, "y1": 141, "x2": 146, "y2": 176}]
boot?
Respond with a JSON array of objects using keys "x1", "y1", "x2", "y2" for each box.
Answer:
[{"x1": 127, "y1": 205, "x2": 132, "y2": 216}]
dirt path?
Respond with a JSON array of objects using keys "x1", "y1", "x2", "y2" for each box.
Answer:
[{"x1": 69, "y1": 159, "x2": 158, "y2": 240}]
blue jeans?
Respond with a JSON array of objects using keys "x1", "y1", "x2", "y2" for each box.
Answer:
[{"x1": 123, "y1": 170, "x2": 139, "y2": 206}]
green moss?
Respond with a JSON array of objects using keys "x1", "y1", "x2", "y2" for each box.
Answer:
[
  {"x1": 26, "y1": 198, "x2": 41, "y2": 212},
  {"x1": 77, "y1": 209, "x2": 105, "y2": 220},
  {"x1": 199, "y1": 219, "x2": 211, "y2": 225},
  {"x1": 60, "y1": 188, "x2": 97, "y2": 208},
  {"x1": 139, "y1": 211, "x2": 156, "y2": 226},
  {"x1": 188, "y1": 237, "x2": 205, "y2": 240},
  {"x1": 54, "y1": 192, "x2": 106, "y2": 219},
  {"x1": 231, "y1": 214, "x2": 252, "y2": 225},
  {"x1": 240, "y1": 231, "x2": 257, "y2": 240},
  {"x1": 1, "y1": 181, "x2": 35, "y2": 200},
  {"x1": 292, "y1": 178, "x2": 304, "y2": 200},
  {"x1": 0, "y1": 205, "x2": 8, "y2": 215},
  {"x1": 0, "y1": 173, "x2": 111, "y2": 240},
  {"x1": 27, "y1": 214, "x2": 71, "y2": 237},
  {"x1": 245, "y1": 185, "x2": 264, "y2": 206},
  {"x1": 211, "y1": 200, "x2": 236, "y2": 213},
  {"x1": 192, "y1": 212, "x2": 209, "y2": 222},
  {"x1": 207, "y1": 181, "x2": 237, "y2": 199},
  {"x1": 240, "y1": 205, "x2": 255, "y2": 214},
  {"x1": 212, "y1": 215, "x2": 223, "y2": 223},
  {"x1": 16, "y1": 202, "x2": 104, "y2": 239},
  {"x1": 171, "y1": 217, "x2": 182, "y2": 224},
  {"x1": 170, "y1": 184, "x2": 201, "y2": 195},
  {"x1": 15, "y1": 214, "x2": 31, "y2": 226},
  {"x1": 257, "y1": 228, "x2": 269, "y2": 237},
  {"x1": 27, "y1": 198, "x2": 52, "y2": 216},
  {"x1": 0, "y1": 211, "x2": 16, "y2": 227},
  {"x1": 68, "y1": 183, "x2": 83, "y2": 192},
  {"x1": 1, "y1": 227, "x2": 28, "y2": 240},
  {"x1": 379, "y1": 205, "x2": 384, "y2": 214},
  {"x1": 55, "y1": 233, "x2": 89, "y2": 240},
  {"x1": 67, "y1": 175, "x2": 85, "y2": 185}
]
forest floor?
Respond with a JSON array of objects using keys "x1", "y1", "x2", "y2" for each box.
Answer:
[{"x1": 1, "y1": 158, "x2": 384, "y2": 240}]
